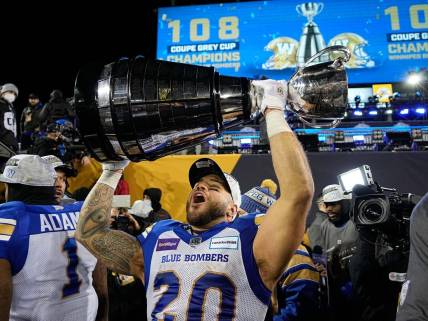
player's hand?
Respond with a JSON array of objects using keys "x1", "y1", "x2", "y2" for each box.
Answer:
[
  {"x1": 102, "y1": 159, "x2": 130, "y2": 171},
  {"x1": 251, "y1": 79, "x2": 287, "y2": 115}
]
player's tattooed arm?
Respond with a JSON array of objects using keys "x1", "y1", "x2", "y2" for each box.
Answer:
[{"x1": 76, "y1": 182, "x2": 144, "y2": 278}]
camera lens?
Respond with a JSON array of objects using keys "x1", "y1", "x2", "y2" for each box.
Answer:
[{"x1": 357, "y1": 198, "x2": 389, "y2": 225}]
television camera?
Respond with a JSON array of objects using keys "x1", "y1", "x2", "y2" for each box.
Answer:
[{"x1": 338, "y1": 165, "x2": 421, "y2": 251}]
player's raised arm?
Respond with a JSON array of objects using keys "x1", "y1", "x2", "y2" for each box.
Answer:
[
  {"x1": 75, "y1": 160, "x2": 144, "y2": 279},
  {"x1": 252, "y1": 80, "x2": 314, "y2": 290}
]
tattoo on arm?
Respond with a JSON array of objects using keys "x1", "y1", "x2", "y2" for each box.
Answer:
[
  {"x1": 91, "y1": 230, "x2": 141, "y2": 275},
  {"x1": 76, "y1": 182, "x2": 144, "y2": 276}
]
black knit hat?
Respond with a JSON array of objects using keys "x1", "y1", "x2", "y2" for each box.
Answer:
[{"x1": 143, "y1": 188, "x2": 162, "y2": 211}]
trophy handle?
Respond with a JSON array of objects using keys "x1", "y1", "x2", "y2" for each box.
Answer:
[
  {"x1": 304, "y1": 45, "x2": 351, "y2": 67},
  {"x1": 317, "y1": 3, "x2": 324, "y2": 14},
  {"x1": 296, "y1": 4, "x2": 304, "y2": 16},
  {"x1": 298, "y1": 116, "x2": 342, "y2": 129}
]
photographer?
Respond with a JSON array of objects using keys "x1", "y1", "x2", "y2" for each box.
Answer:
[
  {"x1": 109, "y1": 195, "x2": 142, "y2": 236},
  {"x1": 318, "y1": 184, "x2": 358, "y2": 321},
  {"x1": 108, "y1": 195, "x2": 146, "y2": 321},
  {"x1": 349, "y1": 225, "x2": 406, "y2": 321},
  {"x1": 319, "y1": 184, "x2": 358, "y2": 251},
  {"x1": 347, "y1": 182, "x2": 416, "y2": 321},
  {"x1": 396, "y1": 192, "x2": 428, "y2": 321},
  {"x1": 39, "y1": 89, "x2": 75, "y2": 130},
  {"x1": 30, "y1": 123, "x2": 62, "y2": 158}
]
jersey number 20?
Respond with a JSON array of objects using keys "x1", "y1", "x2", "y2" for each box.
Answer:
[{"x1": 152, "y1": 271, "x2": 236, "y2": 320}]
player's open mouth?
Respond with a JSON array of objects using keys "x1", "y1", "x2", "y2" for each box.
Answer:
[{"x1": 193, "y1": 192, "x2": 206, "y2": 204}]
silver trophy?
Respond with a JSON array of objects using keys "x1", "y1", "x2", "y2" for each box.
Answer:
[
  {"x1": 287, "y1": 45, "x2": 351, "y2": 128},
  {"x1": 296, "y1": 2, "x2": 327, "y2": 67},
  {"x1": 251, "y1": 45, "x2": 351, "y2": 128},
  {"x1": 74, "y1": 46, "x2": 350, "y2": 161}
]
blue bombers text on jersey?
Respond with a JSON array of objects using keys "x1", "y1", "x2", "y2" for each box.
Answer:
[{"x1": 138, "y1": 213, "x2": 271, "y2": 321}]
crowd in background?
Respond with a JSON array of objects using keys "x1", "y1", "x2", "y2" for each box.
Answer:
[{"x1": 0, "y1": 82, "x2": 77, "y2": 160}]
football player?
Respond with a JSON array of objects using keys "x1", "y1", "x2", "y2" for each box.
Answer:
[
  {"x1": 0, "y1": 155, "x2": 107, "y2": 321},
  {"x1": 76, "y1": 79, "x2": 314, "y2": 320}
]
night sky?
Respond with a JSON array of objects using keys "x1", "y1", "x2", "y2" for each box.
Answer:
[{"x1": 1, "y1": 3, "x2": 158, "y2": 112}]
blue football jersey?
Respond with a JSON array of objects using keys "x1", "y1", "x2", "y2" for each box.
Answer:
[
  {"x1": 138, "y1": 213, "x2": 271, "y2": 321},
  {"x1": 0, "y1": 201, "x2": 98, "y2": 321}
]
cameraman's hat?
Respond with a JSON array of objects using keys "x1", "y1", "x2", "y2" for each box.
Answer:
[{"x1": 322, "y1": 184, "x2": 345, "y2": 202}]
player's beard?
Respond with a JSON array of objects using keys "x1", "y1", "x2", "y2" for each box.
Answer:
[{"x1": 186, "y1": 200, "x2": 227, "y2": 227}]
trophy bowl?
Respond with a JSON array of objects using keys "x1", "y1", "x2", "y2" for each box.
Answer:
[{"x1": 287, "y1": 45, "x2": 351, "y2": 128}]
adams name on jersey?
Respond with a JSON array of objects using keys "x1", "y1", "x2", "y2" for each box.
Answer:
[{"x1": 0, "y1": 201, "x2": 98, "y2": 321}]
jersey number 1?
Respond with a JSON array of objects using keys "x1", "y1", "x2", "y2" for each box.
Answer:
[{"x1": 62, "y1": 237, "x2": 82, "y2": 298}]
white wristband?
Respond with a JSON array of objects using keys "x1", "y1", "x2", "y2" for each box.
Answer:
[
  {"x1": 98, "y1": 170, "x2": 123, "y2": 189},
  {"x1": 265, "y1": 110, "x2": 292, "y2": 138}
]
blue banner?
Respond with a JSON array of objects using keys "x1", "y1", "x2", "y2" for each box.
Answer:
[{"x1": 157, "y1": 0, "x2": 428, "y2": 84}]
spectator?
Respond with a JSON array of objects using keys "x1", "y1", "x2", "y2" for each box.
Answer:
[
  {"x1": 128, "y1": 199, "x2": 153, "y2": 231},
  {"x1": 0, "y1": 83, "x2": 19, "y2": 152},
  {"x1": 20, "y1": 93, "x2": 43, "y2": 150},
  {"x1": 110, "y1": 195, "x2": 141, "y2": 236},
  {"x1": 318, "y1": 184, "x2": 358, "y2": 321},
  {"x1": 143, "y1": 187, "x2": 171, "y2": 223},
  {"x1": 42, "y1": 155, "x2": 77, "y2": 205},
  {"x1": 0, "y1": 154, "x2": 107, "y2": 321},
  {"x1": 240, "y1": 186, "x2": 321, "y2": 321},
  {"x1": 39, "y1": 89, "x2": 75, "y2": 129},
  {"x1": 30, "y1": 123, "x2": 62, "y2": 158}
]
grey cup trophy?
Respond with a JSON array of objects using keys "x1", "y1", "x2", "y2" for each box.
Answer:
[
  {"x1": 296, "y1": 2, "x2": 327, "y2": 67},
  {"x1": 74, "y1": 46, "x2": 350, "y2": 161},
  {"x1": 286, "y1": 45, "x2": 351, "y2": 128}
]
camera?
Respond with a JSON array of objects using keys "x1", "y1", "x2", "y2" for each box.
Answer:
[
  {"x1": 53, "y1": 119, "x2": 88, "y2": 162},
  {"x1": 110, "y1": 195, "x2": 133, "y2": 234},
  {"x1": 113, "y1": 214, "x2": 131, "y2": 233},
  {"x1": 338, "y1": 165, "x2": 420, "y2": 249}
]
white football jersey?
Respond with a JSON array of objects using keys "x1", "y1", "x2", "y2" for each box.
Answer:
[
  {"x1": 138, "y1": 214, "x2": 270, "y2": 321},
  {"x1": 0, "y1": 201, "x2": 98, "y2": 321}
]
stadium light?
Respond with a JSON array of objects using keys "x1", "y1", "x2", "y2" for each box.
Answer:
[{"x1": 407, "y1": 73, "x2": 422, "y2": 85}]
